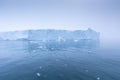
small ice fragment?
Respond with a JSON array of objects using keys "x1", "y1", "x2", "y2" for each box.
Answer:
[
  {"x1": 38, "y1": 46, "x2": 43, "y2": 49},
  {"x1": 74, "y1": 40, "x2": 78, "y2": 42},
  {"x1": 36, "y1": 73, "x2": 41, "y2": 77},
  {"x1": 97, "y1": 77, "x2": 100, "y2": 80},
  {"x1": 51, "y1": 48, "x2": 54, "y2": 50}
]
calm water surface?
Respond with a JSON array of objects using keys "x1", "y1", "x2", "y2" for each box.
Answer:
[{"x1": 0, "y1": 41, "x2": 120, "y2": 80}]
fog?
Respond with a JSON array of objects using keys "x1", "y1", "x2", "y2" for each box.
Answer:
[{"x1": 0, "y1": 0, "x2": 120, "y2": 47}]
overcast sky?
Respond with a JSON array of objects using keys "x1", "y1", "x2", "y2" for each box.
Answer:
[{"x1": 0, "y1": 0, "x2": 120, "y2": 45}]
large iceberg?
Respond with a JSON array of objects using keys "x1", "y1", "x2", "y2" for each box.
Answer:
[
  {"x1": 0, "y1": 31, "x2": 28, "y2": 40},
  {"x1": 0, "y1": 28, "x2": 100, "y2": 50}
]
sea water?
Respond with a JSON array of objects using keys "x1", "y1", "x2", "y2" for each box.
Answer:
[{"x1": 0, "y1": 41, "x2": 120, "y2": 80}]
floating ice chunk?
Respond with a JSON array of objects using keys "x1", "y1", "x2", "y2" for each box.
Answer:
[
  {"x1": 97, "y1": 77, "x2": 100, "y2": 80},
  {"x1": 38, "y1": 46, "x2": 43, "y2": 49},
  {"x1": 51, "y1": 48, "x2": 54, "y2": 50},
  {"x1": 74, "y1": 39, "x2": 78, "y2": 42},
  {"x1": 36, "y1": 73, "x2": 41, "y2": 77}
]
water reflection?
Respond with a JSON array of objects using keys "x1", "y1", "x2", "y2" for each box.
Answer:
[
  {"x1": 27, "y1": 40, "x2": 98, "y2": 52},
  {"x1": 0, "y1": 41, "x2": 120, "y2": 80}
]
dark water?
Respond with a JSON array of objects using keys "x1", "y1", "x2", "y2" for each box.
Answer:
[{"x1": 0, "y1": 41, "x2": 120, "y2": 80}]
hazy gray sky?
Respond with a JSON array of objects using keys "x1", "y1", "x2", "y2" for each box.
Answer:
[{"x1": 0, "y1": 0, "x2": 120, "y2": 44}]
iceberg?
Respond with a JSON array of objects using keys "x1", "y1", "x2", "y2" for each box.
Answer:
[
  {"x1": 0, "y1": 28, "x2": 100, "y2": 50},
  {"x1": 0, "y1": 31, "x2": 28, "y2": 40}
]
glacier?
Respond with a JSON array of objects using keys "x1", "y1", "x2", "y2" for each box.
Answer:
[{"x1": 0, "y1": 28, "x2": 100, "y2": 50}]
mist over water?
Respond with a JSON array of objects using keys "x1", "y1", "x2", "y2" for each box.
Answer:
[{"x1": 0, "y1": 0, "x2": 120, "y2": 80}]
